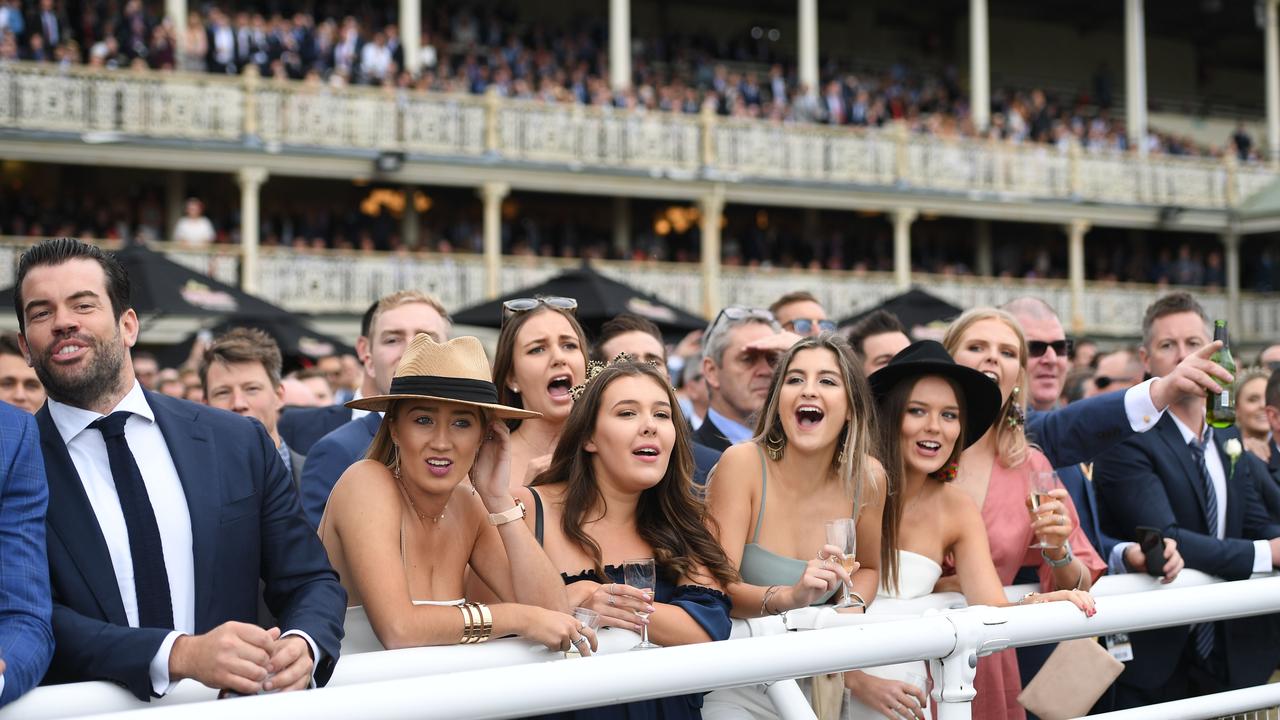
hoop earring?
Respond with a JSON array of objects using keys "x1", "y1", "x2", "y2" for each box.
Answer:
[{"x1": 765, "y1": 428, "x2": 786, "y2": 461}]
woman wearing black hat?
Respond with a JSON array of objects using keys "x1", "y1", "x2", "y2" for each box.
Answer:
[
  {"x1": 843, "y1": 340, "x2": 1095, "y2": 720},
  {"x1": 319, "y1": 334, "x2": 595, "y2": 655}
]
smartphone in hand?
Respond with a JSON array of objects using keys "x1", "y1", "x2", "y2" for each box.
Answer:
[{"x1": 1135, "y1": 526, "x2": 1165, "y2": 578}]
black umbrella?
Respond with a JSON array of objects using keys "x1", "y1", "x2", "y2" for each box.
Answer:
[
  {"x1": 146, "y1": 314, "x2": 355, "y2": 373},
  {"x1": 0, "y1": 244, "x2": 289, "y2": 320},
  {"x1": 839, "y1": 288, "x2": 964, "y2": 337},
  {"x1": 452, "y1": 264, "x2": 706, "y2": 338}
]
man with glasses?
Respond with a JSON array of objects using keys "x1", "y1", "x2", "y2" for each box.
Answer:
[
  {"x1": 1088, "y1": 347, "x2": 1146, "y2": 398},
  {"x1": 768, "y1": 292, "x2": 835, "y2": 338},
  {"x1": 695, "y1": 307, "x2": 787, "y2": 452},
  {"x1": 1004, "y1": 298, "x2": 1075, "y2": 412}
]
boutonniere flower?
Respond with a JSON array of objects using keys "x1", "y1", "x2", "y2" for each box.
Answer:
[{"x1": 1224, "y1": 438, "x2": 1243, "y2": 478}]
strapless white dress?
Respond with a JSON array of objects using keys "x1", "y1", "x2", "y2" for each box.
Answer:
[{"x1": 842, "y1": 551, "x2": 943, "y2": 720}]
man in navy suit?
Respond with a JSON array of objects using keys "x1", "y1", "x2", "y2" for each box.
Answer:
[
  {"x1": 694, "y1": 308, "x2": 782, "y2": 453},
  {"x1": 0, "y1": 400, "x2": 53, "y2": 707},
  {"x1": 277, "y1": 302, "x2": 378, "y2": 455},
  {"x1": 299, "y1": 290, "x2": 449, "y2": 527},
  {"x1": 1259, "y1": 370, "x2": 1280, "y2": 518},
  {"x1": 14, "y1": 239, "x2": 345, "y2": 701},
  {"x1": 1095, "y1": 292, "x2": 1280, "y2": 708}
]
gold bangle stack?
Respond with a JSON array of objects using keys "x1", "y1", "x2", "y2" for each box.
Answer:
[{"x1": 459, "y1": 602, "x2": 493, "y2": 644}]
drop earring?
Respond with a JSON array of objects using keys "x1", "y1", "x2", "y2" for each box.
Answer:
[{"x1": 765, "y1": 428, "x2": 786, "y2": 461}]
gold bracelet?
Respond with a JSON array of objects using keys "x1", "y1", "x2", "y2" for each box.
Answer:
[
  {"x1": 760, "y1": 585, "x2": 782, "y2": 617},
  {"x1": 458, "y1": 602, "x2": 472, "y2": 644},
  {"x1": 848, "y1": 591, "x2": 867, "y2": 608},
  {"x1": 475, "y1": 602, "x2": 493, "y2": 643},
  {"x1": 460, "y1": 602, "x2": 480, "y2": 644}
]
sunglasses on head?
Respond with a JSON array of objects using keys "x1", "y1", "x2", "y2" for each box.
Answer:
[
  {"x1": 1027, "y1": 339, "x2": 1074, "y2": 359},
  {"x1": 783, "y1": 318, "x2": 837, "y2": 334},
  {"x1": 501, "y1": 296, "x2": 578, "y2": 325},
  {"x1": 705, "y1": 305, "x2": 776, "y2": 338}
]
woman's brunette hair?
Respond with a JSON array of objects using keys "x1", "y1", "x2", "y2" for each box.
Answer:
[
  {"x1": 530, "y1": 361, "x2": 739, "y2": 588},
  {"x1": 941, "y1": 307, "x2": 1031, "y2": 468},
  {"x1": 491, "y1": 305, "x2": 590, "y2": 430},
  {"x1": 874, "y1": 375, "x2": 967, "y2": 593},
  {"x1": 752, "y1": 333, "x2": 887, "y2": 584}
]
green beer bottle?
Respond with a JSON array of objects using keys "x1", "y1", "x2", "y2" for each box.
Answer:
[{"x1": 1206, "y1": 319, "x2": 1236, "y2": 429}]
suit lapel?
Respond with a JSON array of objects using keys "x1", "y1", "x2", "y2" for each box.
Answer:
[
  {"x1": 1211, "y1": 430, "x2": 1245, "y2": 537},
  {"x1": 1269, "y1": 439, "x2": 1280, "y2": 477},
  {"x1": 148, "y1": 392, "x2": 219, "y2": 629},
  {"x1": 1154, "y1": 415, "x2": 1212, "y2": 527},
  {"x1": 36, "y1": 406, "x2": 129, "y2": 624}
]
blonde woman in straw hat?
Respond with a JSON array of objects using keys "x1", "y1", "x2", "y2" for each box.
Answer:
[{"x1": 319, "y1": 334, "x2": 597, "y2": 654}]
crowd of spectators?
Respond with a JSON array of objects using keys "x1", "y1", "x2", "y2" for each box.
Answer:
[{"x1": 0, "y1": 1, "x2": 1260, "y2": 160}]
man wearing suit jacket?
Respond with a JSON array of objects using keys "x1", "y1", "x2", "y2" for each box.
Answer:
[
  {"x1": 278, "y1": 302, "x2": 379, "y2": 455},
  {"x1": 200, "y1": 328, "x2": 304, "y2": 490},
  {"x1": 300, "y1": 290, "x2": 449, "y2": 527},
  {"x1": 0, "y1": 400, "x2": 53, "y2": 707},
  {"x1": 1095, "y1": 292, "x2": 1280, "y2": 709},
  {"x1": 14, "y1": 239, "x2": 345, "y2": 700},
  {"x1": 694, "y1": 307, "x2": 784, "y2": 453},
  {"x1": 1259, "y1": 369, "x2": 1280, "y2": 518}
]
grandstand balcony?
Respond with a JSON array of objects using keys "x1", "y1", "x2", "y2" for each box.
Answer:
[{"x1": 1, "y1": 60, "x2": 1279, "y2": 341}]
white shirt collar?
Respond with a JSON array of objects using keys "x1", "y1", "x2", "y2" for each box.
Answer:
[
  {"x1": 47, "y1": 381, "x2": 154, "y2": 444},
  {"x1": 1168, "y1": 409, "x2": 1210, "y2": 447}
]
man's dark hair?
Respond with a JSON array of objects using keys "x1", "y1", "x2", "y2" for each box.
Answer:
[
  {"x1": 768, "y1": 291, "x2": 820, "y2": 316},
  {"x1": 1266, "y1": 368, "x2": 1280, "y2": 410},
  {"x1": 844, "y1": 310, "x2": 906, "y2": 359},
  {"x1": 0, "y1": 332, "x2": 23, "y2": 358},
  {"x1": 359, "y1": 300, "x2": 378, "y2": 339},
  {"x1": 14, "y1": 238, "x2": 131, "y2": 333},
  {"x1": 592, "y1": 313, "x2": 665, "y2": 362},
  {"x1": 1141, "y1": 292, "x2": 1207, "y2": 349}
]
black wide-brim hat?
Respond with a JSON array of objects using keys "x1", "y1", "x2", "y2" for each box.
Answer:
[{"x1": 868, "y1": 340, "x2": 1002, "y2": 449}]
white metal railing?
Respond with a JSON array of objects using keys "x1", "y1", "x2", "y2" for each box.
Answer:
[
  {"x1": 0, "y1": 62, "x2": 1270, "y2": 211},
  {"x1": 5, "y1": 571, "x2": 1275, "y2": 720},
  {"x1": 15, "y1": 574, "x2": 1277, "y2": 720}
]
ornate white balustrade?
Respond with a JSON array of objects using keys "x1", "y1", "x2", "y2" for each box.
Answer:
[{"x1": 0, "y1": 62, "x2": 1269, "y2": 211}]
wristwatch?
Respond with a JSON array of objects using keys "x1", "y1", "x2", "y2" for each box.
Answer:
[
  {"x1": 1042, "y1": 539, "x2": 1074, "y2": 568},
  {"x1": 488, "y1": 498, "x2": 527, "y2": 526}
]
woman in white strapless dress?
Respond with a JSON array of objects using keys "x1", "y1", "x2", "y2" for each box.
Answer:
[{"x1": 848, "y1": 342, "x2": 1095, "y2": 720}]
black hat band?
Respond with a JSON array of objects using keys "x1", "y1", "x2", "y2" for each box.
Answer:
[{"x1": 388, "y1": 376, "x2": 500, "y2": 405}]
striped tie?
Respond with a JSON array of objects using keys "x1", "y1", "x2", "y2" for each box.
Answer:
[{"x1": 1186, "y1": 436, "x2": 1217, "y2": 661}]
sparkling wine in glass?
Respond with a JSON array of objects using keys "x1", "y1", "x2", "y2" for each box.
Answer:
[
  {"x1": 623, "y1": 558, "x2": 660, "y2": 650},
  {"x1": 824, "y1": 518, "x2": 858, "y2": 608},
  {"x1": 1027, "y1": 470, "x2": 1063, "y2": 549}
]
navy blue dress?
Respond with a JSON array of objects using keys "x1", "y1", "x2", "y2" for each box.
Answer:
[{"x1": 533, "y1": 564, "x2": 732, "y2": 720}]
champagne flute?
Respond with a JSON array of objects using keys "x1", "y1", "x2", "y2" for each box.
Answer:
[
  {"x1": 1027, "y1": 470, "x2": 1063, "y2": 549},
  {"x1": 564, "y1": 608, "x2": 600, "y2": 659},
  {"x1": 824, "y1": 518, "x2": 857, "y2": 608},
  {"x1": 622, "y1": 558, "x2": 660, "y2": 650}
]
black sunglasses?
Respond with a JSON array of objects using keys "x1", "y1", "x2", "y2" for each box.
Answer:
[
  {"x1": 1027, "y1": 339, "x2": 1073, "y2": 359},
  {"x1": 783, "y1": 318, "x2": 837, "y2": 334},
  {"x1": 501, "y1": 296, "x2": 578, "y2": 325}
]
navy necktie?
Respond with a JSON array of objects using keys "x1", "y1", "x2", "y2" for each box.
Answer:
[
  {"x1": 91, "y1": 411, "x2": 174, "y2": 630},
  {"x1": 1186, "y1": 435, "x2": 1217, "y2": 661}
]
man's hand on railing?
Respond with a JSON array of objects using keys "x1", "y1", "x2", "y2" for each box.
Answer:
[
  {"x1": 1123, "y1": 538, "x2": 1184, "y2": 583},
  {"x1": 844, "y1": 670, "x2": 927, "y2": 720}
]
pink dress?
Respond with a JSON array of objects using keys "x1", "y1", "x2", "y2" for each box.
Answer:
[{"x1": 948, "y1": 450, "x2": 1106, "y2": 720}]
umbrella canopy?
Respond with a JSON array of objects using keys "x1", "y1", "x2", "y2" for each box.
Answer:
[
  {"x1": 0, "y1": 244, "x2": 289, "y2": 321},
  {"x1": 147, "y1": 314, "x2": 355, "y2": 372},
  {"x1": 839, "y1": 288, "x2": 964, "y2": 338},
  {"x1": 452, "y1": 264, "x2": 706, "y2": 338}
]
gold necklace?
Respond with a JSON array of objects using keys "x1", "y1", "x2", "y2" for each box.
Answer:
[{"x1": 396, "y1": 465, "x2": 447, "y2": 524}]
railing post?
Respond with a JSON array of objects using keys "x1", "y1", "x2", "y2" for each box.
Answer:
[
  {"x1": 893, "y1": 121, "x2": 910, "y2": 186},
  {"x1": 892, "y1": 207, "x2": 917, "y2": 290},
  {"x1": 931, "y1": 609, "x2": 985, "y2": 720},
  {"x1": 242, "y1": 63, "x2": 260, "y2": 139},
  {"x1": 1222, "y1": 224, "x2": 1242, "y2": 336},
  {"x1": 1223, "y1": 150, "x2": 1239, "y2": 208},
  {"x1": 484, "y1": 85, "x2": 501, "y2": 155},
  {"x1": 236, "y1": 167, "x2": 268, "y2": 293},
  {"x1": 699, "y1": 101, "x2": 717, "y2": 169},
  {"x1": 479, "y1": 181, "x2": 510, "y2": 298}
]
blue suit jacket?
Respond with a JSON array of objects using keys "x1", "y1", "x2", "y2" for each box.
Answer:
[
  {"x1": 300, "y1": 412, "x2": 382, "y2": 529},
  {"x1": 278, "y1": 405, "x2": 353, "y2": 456},
  {"x1": 0, "y1": 402, "x2": 53, "y2": 707},
  {"x1": 1216, "y1": 428, "x2": 1280, "y2": 524},
  {"x1": 692, "y1": 442, "x2": 721, "y2": 487},
  {"x1": 36, "y1": 392, "x2": 346, "y2": 700},
  {"x1": 1025, "y1": 390, "x2": 1135, "y2": 469},
  {"x1": 1094, "y1": 414, "x2": 1280, "y2": 690}
]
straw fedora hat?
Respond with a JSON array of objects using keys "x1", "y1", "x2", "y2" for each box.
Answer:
[{"x1": 346, "y1": 334, "x2": 541, "y2": 420}]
